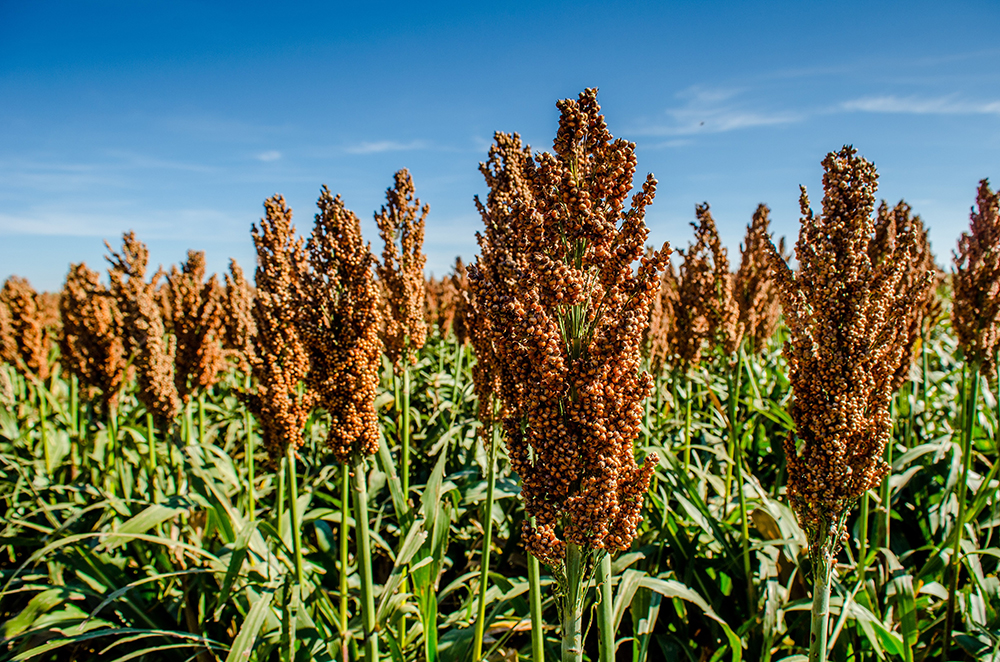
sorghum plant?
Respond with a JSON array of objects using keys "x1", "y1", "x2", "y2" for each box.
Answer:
[
  {"x1": 735, "y1": 204, "x2": 782, "y2": 355},
  {"x1": 301, "y1": 186, "x2": 382, "y2": 661},
  {"x1": 766, "y1": 146, "x2": 924, "y2": 662},
  {"x1": 944, "y1": 178, "x2": 1000, "y2": 655},
  {"x1": 375, "y1": 168, "x2": 428, "y2": 499},
  {"x1": 59, "y1": 263, "x2": 128, "y2": 413},
  {"x1": 105, "y1": 233, "x2": 180, "y2": 427},
  {"x1": 221, "y1": 259, "x2": 256, "y2": 374},
  {"x1": 0, "y1": 276, "x2": 53, "y2": 382},
  {"x1": 247, "y1": 196, "x2": 314, "y2": 466},
  {"x1": 468, "y1": 88, "x2": 666, "y2": 662}
]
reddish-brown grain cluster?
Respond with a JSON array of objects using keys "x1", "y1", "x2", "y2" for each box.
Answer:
[
  {"x1": 376, "y1": 169, "x2": 428, "y2": 369},
  {"x1": 106, "y1": 233, "x2": 181, "y2": 425},
  {"x1": 735, "y1": 205, "x2": 783, "y2": 355},
  {"x1": 163, "y1": 251, "x2": 226, "y2": 401},
  {"x1": 468, "y1": 88, "x2": 666, "y2": 566},
  {"x1": 59, "y1": 263, "x2": 129, "y2": 410},
  {"x1": 222, "y1": 259, "x2": 256, "y2": 373},
  {"x1": 301, "y1": 187, "x2": 382, "y2": 464},
  {"x1": 871, "y1": 201, "x2": 938, "y2": 391},
  {"x1": 766, "y1": 146, "x2": 927, "y2": 555},
  {"x1": 248, "y1": 196, "x2": 314, "y2": 463},
  {"x1": 0, "y1": 276, "x2": 54, "y2": 381},
  {"x1": 952, "y1": 180, "x2": 1000, "y2": 377}
]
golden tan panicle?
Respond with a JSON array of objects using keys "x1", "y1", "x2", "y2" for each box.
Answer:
[
  {"x1": 376, "y1": 168, "x2": 428, "y2": 370},
  {"x1": 300, "y1": 187, "x2": 382, "y2": 464},
  {"x1": 0, "y1": 276, "x2": 54, "y2": 381},
  {"x1": 105, "y1": 232, "x2": 181, "y2": 425},
  {"x1": 467, "y1": 88, "x2": 666, "y2": 566},
  {"x1": 248, "y1": 195, "x2": 314, "y2": 464},
  {"x1": 952, "y1": 179, "x2": 1000, "y2": 377},
  {"x1": 222, "y1": 258, "x2": 256, "y2": 373},
  {"x1": 735, "y1": 204, "x2": 783, "y2": 354}
]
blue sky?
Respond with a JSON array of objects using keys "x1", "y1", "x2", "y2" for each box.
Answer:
[{"x1": 1, "y1": 0, "x2": 997, "y2": 291}]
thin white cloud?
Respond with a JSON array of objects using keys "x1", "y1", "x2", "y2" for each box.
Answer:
[
  {"x1": 840, "y1": 95, "x2": 1000, "y2": 115},
  {"x1": 633, "y1": 86, "x2": 803, "y2": 137},
  {"x1": 0, "y1": 207, "x2": 246, "y2": 240},
  {"x1": 256, "y1": 150, "x2": 282, "y2": 162},
  {"x1": 344, "y1": 139, "x2": 430, "y2": 155}
]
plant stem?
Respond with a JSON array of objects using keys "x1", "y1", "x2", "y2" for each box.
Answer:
[
  {"x1": 277, "y1": 456, "x2": 286, "y2": 547},
  {"x1": 287, "y1": 445, "x2": 304, "y2": 586},
  {"x1": 473, "y1": 421, "x2": 499, "y2": 661},
  {"x1": 352, "y1": 458, "x2": 379, "y2": 662},
  {"x1": 562, "y1": 543, "x2": 584, "y2": 662},
  {"x1": 809, "y1": 543, "x2": 833, "y2": 662},
  {"x1": 528, "y1": 548, "x2": 544, "y2": 662},
  {"x1": 38, "y1": 382, "x2": 50, "y2": 476},
  {"x1": 401, "y1": 365, "x2": 411, "y2": 500},
  {"x1": 944, "y1": 359, "x2": 980, "y2": 658},
  {"x1": 596, "y1": 552, "x2": 615, "y2": 662},
  {"x1": 198, "y1": 392, "x2": 206, "y2": 445},
  {"x1": 244, "y1": 382, "x2": 255, "y2": 521},
  {"x1": 683, "y1": 373, "x2": 693, "y2": 471},
  {"x1": 340, "y1": 462, "x2": 351, "y2": 660},
  {"x1": 146, "y1": 412, "x2": 157, "y2": 500}
]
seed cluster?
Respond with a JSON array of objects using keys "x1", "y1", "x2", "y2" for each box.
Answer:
[
  {"x1": 952, "y1": 180, "x2": 1000, "y2": 377},
  {"x1": 301, "y1": 187, "x2": 382, "y2": 464},
  {"x1": 106, "y1": 233, "x2": 181, "y2": 425},
  {"x1": 871, "y1": 201, "x2": 938, "y2": 391},
  {"x1": 222, "y1": 259, "x2": 257, "y2": 374},
  {"x1": 163, "y1": 251, "x2": 225, "y2": 402},
  {"x1": 735, "y1": 205, "x2": 783, "y2": 355},
  {"x1": 59, "y1": 263, "x2": 129, "y2": 410},
  {"x1": 766, "y1": 146, "x2": 926, "y2": 555},
  {"x1": 376, "y1": 169, "x2": 428, "y2": 369},
  {"x1": 249, "y1": 196, "x2": 314, "y2": 464},
  {"x1": 468, "y1": 89, "x2": 665, "y2": 566},
  {"x1": 0, "y1": 276, "x2": 54, "y2": 381}
]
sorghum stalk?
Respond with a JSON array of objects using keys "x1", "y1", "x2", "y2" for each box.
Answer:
[
  {"x1": 244, "y1": 374, "x2": 255, "y2": 520},
  {"x1": 146, "y1": 412, "x2": 157, "y2": 499},
  {"x1": 353, "y1": 461, "x2": 378, "y2": 662},
  {"x1": 596, "y1": 552, "x2": 615, "y2": 662},
  {"x1": 472, "y1": 418, "x2": 499, "y2": 661},
  {"x1": 528, "y1": 547, "x2": 545, "y2": 662},
  {"x1": 340, "y1": 462, "x2": 350, "y2": 659}
]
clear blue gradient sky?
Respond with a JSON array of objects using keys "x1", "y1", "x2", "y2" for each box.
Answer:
[{"x1": 2, "y1": 0, "x2": 997, "y2": 290}]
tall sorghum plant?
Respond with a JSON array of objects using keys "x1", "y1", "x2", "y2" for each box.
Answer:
[
  {"x1": 945, "y1": 179, "x2": 1000, "y2": 656},
  {"x1": 766, "y1": 146, "x2": 925, "y2": 662},
  {"x1": 300, "y1": 187, "x2": 383, "y2": 662},
  {"x1": 468, "y1": 89, "x2": 666, "y2": 662},
  {"x1": 735, "y1": 204, "x2": 782, "y2": 356}
]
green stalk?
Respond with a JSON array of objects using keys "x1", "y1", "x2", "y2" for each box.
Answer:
[
  {"x1": 562, "y1": 543, "x2": 584, "y2": 662},
  {"x1": 809, "y1": 540, "x2": 833, "y2": 662},
  {"x1": 858, "y1": 491, "x2": 870, "y2": 581},
  {"x1": 944, "y1": 359, "x2": 980, "y2": 658},
  {"x1": 683, "y1": 373, "x2": 693, "y2": 471},
  {"x1": 340, "y1": 462, "x2": 351, "y2": 659},
  {"x1": 448, "y1": 341, "x2": 464, "y2": 429},
  {"x1": 39, "y1": 383, "x2": 50, "y2": 476},
  {"x1": 277, "y1": 457, "x2": 286, "y2": 547},
  {"x1": 243, "y1": 374, "x2": 255, "y2": 521},
  {"x1": 198, "y1": 392, "x2": 206, "y2": 445},
  {"x1": 596, "y1": 552, "x2": 615, "y2": 662},
  {"x1": 528, "y1": 548, "x2": 545, "y2": 662},
  {"x1": 287, "y1": 445, "x2": 304, "y2": 586},
  {"x1": 401, "y1": 365, "x2": 411, "y2": 499},
  {"x1": 472, "y1": 421, "x2": 499, "y2": 660},
  {"x1": 146, "y1": 412, "x2": 157, "y2": 500},
  {"x1": 352, "y1": 459, "x2": 379, "y2": 662}
]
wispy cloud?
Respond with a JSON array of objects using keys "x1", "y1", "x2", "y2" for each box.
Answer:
[
  {"x1": 840, "y1": 95, "x2": 1000, "y2": 115},
  {"x1": 633, "y1": 86, "x2": 803, "y2": 137},
  {"x1": 0, "y1": 207, "x2": 246, "y2": 240},
  {"x1": 344, "y1": 139, "x2": 430, "y2": 155},
  {"x1": 255, "y1": 150, "x2": 282, "y2": 162}
]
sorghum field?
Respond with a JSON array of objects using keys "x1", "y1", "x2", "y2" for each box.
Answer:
[{"x1": 2, "y1": 89, "x2": 999, "y2": 662}]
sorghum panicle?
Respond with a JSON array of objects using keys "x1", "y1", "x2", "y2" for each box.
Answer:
[
  {"x1": 164, "y1": 251, "x2": 226, "y2": 401},
  {"x1": 301, "y1": 187, "x2": 382, "y2": 464},
  {"x1": 60, "y1": 263, "x2": 129, "y2": 410},
  {"x1": 952, "y1": 179, "x2": 1000, "y2": 377},
  {"x1": 0, "y1": 276, "x2": 53, "y2": 381},
  {"x1": 735, "y1": 204, "x2": 783, "y2": 354},
  {"x1": 376, "y1": 169, "x2": 428, "y2": 369},
  {"x1": 249, "y1": 196, "x2": 314, "y2": 464},
  {"x1": 105, "y1": 233, "x2": 181, "y2": 425},
  {"x1": 766, "y1": 146, "x2": 926, "y2": 555},
  {"x1": 468, "y1": 88, "x2": 666, "y2": 566},
  {"x1": 222, "y1": 259, "x2": 257, "y2": 374}
]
